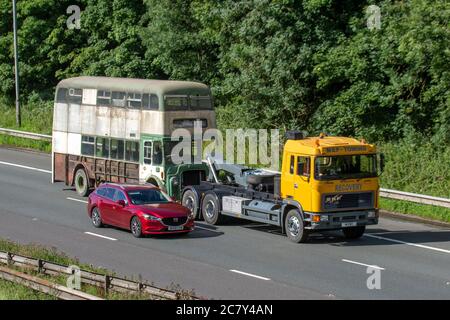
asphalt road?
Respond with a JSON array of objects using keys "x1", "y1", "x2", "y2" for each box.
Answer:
[{"x1": 0, "y1": 147, "x2": 449, "y2": 299}]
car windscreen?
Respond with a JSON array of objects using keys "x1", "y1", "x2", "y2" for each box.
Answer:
[{"x1": 127, "y1": 189, "x2": 171, "y2": 205}]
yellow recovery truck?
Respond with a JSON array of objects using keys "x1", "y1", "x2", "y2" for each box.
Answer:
[{"x1": 181, "y1": 131, "x2": 384, "y2": 243}]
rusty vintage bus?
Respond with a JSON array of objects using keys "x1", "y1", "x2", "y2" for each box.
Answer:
[{"x1": 52, "y1": 76, "x2": 216, "y2": 199}]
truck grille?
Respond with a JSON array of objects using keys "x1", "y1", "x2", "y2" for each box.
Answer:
[
  {"x1": 162, "y1": 217, "x2": 187, "y2": 226},
  {"x1": 323, "y1": 192, "x2": 373, "y2": 211}
]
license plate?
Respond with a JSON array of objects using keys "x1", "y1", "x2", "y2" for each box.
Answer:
[
  {"x1": 342, "y1": 222, "x2": 357, "y2": 227},
  {"x1": 168, "y1": 226, "x2": 184, "y2": 231}
]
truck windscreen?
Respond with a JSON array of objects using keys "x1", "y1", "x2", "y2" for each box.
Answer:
[{"x1": 314, "y1": 154, "x2": 377, "y2": 180}]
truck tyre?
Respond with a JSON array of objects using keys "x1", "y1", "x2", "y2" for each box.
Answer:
[
  {"x1": 74, "y1": 168, "x2": 89, "y2": 197},
  {"x1": 343, "y1": 226, "x2": 365, "y2": 239},
  {"x1": 182, "y1": 190, "x2": 200, "y2": 220},
  {"x1": 201, "y1": 193, "x2": 222, "y2": 225},
  {"x1": 91, "y1": 207, "x2": 103, "y2": 228},
  {"x1": 285, "y1": 209, "x2": 309, "y2": 243}
]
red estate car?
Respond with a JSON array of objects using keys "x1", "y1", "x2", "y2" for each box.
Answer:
[{"x1": 87, "y1": 183, "x2": 195, "y2": 238}]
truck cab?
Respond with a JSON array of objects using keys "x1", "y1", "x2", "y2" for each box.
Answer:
[{"x1": 281, "y1": 133, "x2": 381, "y2": 240}]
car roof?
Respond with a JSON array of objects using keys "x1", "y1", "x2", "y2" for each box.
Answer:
[{"x1": 99, "y1": 183, "x2": 159, "y2": 191}]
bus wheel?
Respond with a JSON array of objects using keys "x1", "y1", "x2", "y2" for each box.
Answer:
[
  {"x1": 182, "y1": 190, "x2": 200, "y2": 220},
  {"x1": 343, "y1": 226, "x2": 365, "y2": 239},
  {"x1": 285, "y1": 209, "x2": 309, "y2": 243},
  {"x1": 74, "y1": 168, "x2": 89, "y2": 197},
  {"x1": 201, "y1": 193, "x2": 222, "y2": 225}
]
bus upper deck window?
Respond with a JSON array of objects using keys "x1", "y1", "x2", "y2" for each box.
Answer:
[
  {"x1": 165, "y1": 96, "x2": 188, "y2": 111},
  {"x1": 56, "y1": 88, "x2": 68, "y2": 103},
  {"x1": 127, "y1": 93, "x2": 142, "y2": 109},
  {"x1": 143, "y1": 94, "x2": 159, "y2": 110},
  {"x1": 112, "y1": 91, "x2": 126, "y2": 107},
  {"x1": 190, "y1": 96, "x2": 212, "y2": 110},
  {"x1": 68, "y1": 88, "x2": 82, "y2": 104},
  {"x1": 97, "y1": 90, "x2": 111, "y2": 106}
]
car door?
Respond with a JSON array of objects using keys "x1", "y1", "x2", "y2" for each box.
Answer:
[
  {"x1": 112, "y1": 190, "x2": 131, "y2": 228},
  {"x1": 99, "y1": 188, "x2": 117, "y2": 225}
]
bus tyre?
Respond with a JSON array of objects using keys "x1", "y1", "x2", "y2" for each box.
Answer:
[
  {"x1": 285, "y1": 209, "x2": 309, "y2": 243},
  {"x1": 201, "y1": 193, "x2": 222, "y2": 225},
  {"x1": 182, "y1": 190, "x2": 200, "y2": 220},
  {"x1": 131, "y1": 216, "x2": 143, "y2": 238},
  {"x1": 343, "y1": 226, "x2": 366, "y2": 239},
  {"x1": 91, "y1": 207, "x2": 103, "y2": 228},
  {"x1": 74, "y1": 168, "x2": 89, "y2": 197}
]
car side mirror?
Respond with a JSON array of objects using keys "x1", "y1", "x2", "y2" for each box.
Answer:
[{"x1": 117, "y1": 200, "x2": 126, "y2": 207}]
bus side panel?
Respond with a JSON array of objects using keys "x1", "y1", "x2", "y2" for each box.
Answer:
[
  {"x1": 53, "y1": 153, "x2": 67, "y2": 182},
  {"x1": 94, "y1": 159, "x2": 139, "y2": 185}
]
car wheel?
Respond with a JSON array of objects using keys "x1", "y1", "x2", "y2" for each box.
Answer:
[
  {"x1": 182, "y1": 190, "x2": 200, "y2": 220},
  {"x1": 130, "y1": 216, "x2": 143, "y2": 238},
  {"x1": 201, "y1": 193, "x2": 222, "y2": 225},
  {"x1": 74, "y1": 168, "x2": 89, "y2": 197},
  {"x1": 343, "y1": 226, "x2": 366, "y2": 239},
  {"x1": 91, "y1": 207, "x2": 103, "y2": 228},
  {"x1": 285, "y1": 209, "x2": 309, "y2": 243}
]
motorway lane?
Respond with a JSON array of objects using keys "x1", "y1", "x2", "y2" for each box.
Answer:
[{"x1": 0, "y1": 147, "x2": 449, "y2": 299}]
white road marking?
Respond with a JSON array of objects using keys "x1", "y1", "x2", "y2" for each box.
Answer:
[
  {"x1": 230, "y1": 269, "x2": 271, "y2": 281},
  {"x1": 67, "y1": 197, "x2": 88, "y2": 204},
  {"x1": 0, "y1": 160, "x2": 51, "y2": 174},
  {"x1": 342, "y1": 259, "x2": 385, "y2": 270},
  {"x1": 84, "y1": 232, "x2": 117, "y2": 241},
  {"x1": 365, "y1": 234, "x2": 450, "y2": 254}
]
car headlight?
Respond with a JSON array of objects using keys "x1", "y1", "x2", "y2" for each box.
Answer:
[{"x1": 142, "y1": 214, "x2": 161, "y2": 221}]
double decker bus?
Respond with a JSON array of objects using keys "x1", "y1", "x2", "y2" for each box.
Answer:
[{"x1": 52, "y1": 76, "x2": 216, "y2": 199}]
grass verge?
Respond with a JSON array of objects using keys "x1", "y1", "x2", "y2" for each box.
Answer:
[
  {"x1": 0, "y1": 278, "x2": 56, "y2": 300},
  {"x1": 0, "y1": 239, "x2": 195, "y2": 300},
  {"x1": 380, "y1": 198, "x2": 450, "y2": 224}
]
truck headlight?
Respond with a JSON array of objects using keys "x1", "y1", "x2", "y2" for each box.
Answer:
[
  {"x1": 321, "y1": 215, "x2": 329, "y2": 222},
  {"x1": 367, "y1": 211, "x2": 376, "y2": 218}
]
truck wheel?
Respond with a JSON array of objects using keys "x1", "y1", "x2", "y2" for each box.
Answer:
[
  {"x1": 201, "y1": 193, "x2": 222, "y2": 225},
  {"x1": 182, "y1": 190, "x2": 200, "y2": 220},
  {"x1": 343, "y1": 226, "x2": 366, "y2": 239},
  {"x1": 74, "y1": 168, "x2": 89, "y2": 197},
  {"x1": 285, "y1": 209, "x2": 309, "y2": 243}
]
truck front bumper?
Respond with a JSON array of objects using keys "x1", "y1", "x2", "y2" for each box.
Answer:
[{"x1": 304, "y1": 209, "x2": 379, "y2": 230}]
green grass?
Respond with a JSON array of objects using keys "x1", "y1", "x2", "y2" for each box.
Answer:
[
  {"x1": 380, "y1": 198, "x2": 450, "y2": 223},
  {"x1": 0, "y1": 100, "x2": 53, "y2": 152},
  {"x1": 0, "y1": 278, "x2": 56, "y2": 300},
  {"x1": 0, "y1": 239, "x2": 195, "y2": 299}
]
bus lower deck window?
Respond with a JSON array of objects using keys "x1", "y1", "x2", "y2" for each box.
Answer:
[
  {"x1": 81, "y1": 136, "x2": 95, "y2": 156},
  {"x1": 110, "y1": 139, "x2": 124, "y2": 160},
  {"x1": 96, "y1": 137, "x2": 110, "y2": 158},
  {"x1": 125, "y1": 141, "x2": 139, "y2": 162}
]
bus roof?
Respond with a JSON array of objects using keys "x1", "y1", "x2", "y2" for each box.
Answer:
[{"x1": 56, "y1": 76, "x2": 211, "y2": 95}]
